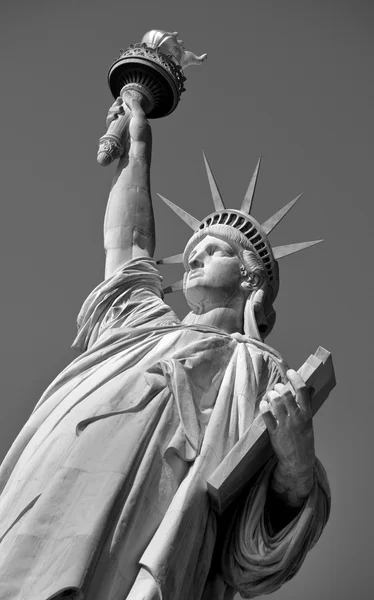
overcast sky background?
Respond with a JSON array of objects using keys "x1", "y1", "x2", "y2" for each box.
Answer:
[{"x1": 0, "y1": 1, "x2": 373, "y2": 599}]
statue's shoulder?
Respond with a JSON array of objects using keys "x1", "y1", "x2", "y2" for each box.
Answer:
[{"x1": 230, "y1": 332, "x2": 287, "y2": 377}]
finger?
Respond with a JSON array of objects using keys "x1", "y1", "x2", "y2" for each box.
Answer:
[
  {"x1": 108, "y1": 106, "x2": 124, "y2": 119},
  {"x1": 267, "y1": 390, "x2": 288, "y2": 425},
  {"x1": 109, "y1": 97, "x2": 123, "y2": 110},
  {"x1": 259, "y1": 399, "x2": 277, "y2": 431},
  {"x1": 106, "y1": 104, "x2": 125, "y2": 127},
  {"x1": 273, "y1": 382, "x2": 286, "y2": 395},
  {"x1": 280, "y1": 387, "x2": 300, "y2": 416},
  {"x1": 122, "y1": 92, "x2": 146, "y2": 118},
  {"x1": 273, "y1": 383, "x2": 298, "y2": 413},
  {"x1": 286, "y1": 369, "x2": 310, "y2": 412},
  {"x1": 131, "y1": 98, "x2": 146, "y2": 119},
  {"x1": 112, "y1": 102, "x2": 125, "y2": 112}
]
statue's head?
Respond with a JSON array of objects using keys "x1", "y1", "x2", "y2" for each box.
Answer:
[
  {"x1": 158, "y1": 154, "x2": 322, "y2": 341},
  {"x1": 182, "y1": 223, "x2": 277, "y2": 339}
]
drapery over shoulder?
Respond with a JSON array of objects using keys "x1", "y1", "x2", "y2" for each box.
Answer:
[{"x1": 73, "y1": 257, "x2": 180, "y2": 352}]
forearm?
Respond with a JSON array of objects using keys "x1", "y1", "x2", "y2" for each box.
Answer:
[
  {"x1": 260, "y1": 369, "x2": 317, "y2": 531},
  {"x1": 266, "y1": 458, "x2": 315, "y2": 532},
  {"x1": 271, "y1": 458, "x2": 315, "y2": 506},
  {"x1": 104, "y1": 103, "x2": 155, "y2": 278}
]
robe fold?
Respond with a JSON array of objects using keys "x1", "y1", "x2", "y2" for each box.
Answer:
[{"x1": 0, "y1": 257, "x2": 330, "y2": 600}]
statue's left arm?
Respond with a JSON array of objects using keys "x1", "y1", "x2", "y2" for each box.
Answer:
[
  {"x1": 218, "y1": 369, "x2": 330, "y2": 597},
  {"x1": 261, "y1": 369, "x2": 318, "y2": 530}
]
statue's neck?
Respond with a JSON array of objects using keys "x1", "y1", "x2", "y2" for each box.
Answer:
[{"x1": 183, "y1": 306, "x2": 245, "y2": 335}]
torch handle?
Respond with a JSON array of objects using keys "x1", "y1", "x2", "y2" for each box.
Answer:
[{"x1": 97, "y1": 88, "x2": 148, "y2": 167}]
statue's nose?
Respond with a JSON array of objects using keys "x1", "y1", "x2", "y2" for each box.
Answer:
[{"x1": 189, "y1": 254, "x2": 204, "y2": 269}]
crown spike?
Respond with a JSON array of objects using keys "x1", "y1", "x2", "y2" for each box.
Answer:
[
  {"x1": 157, "y1": 253, "x2": 184, "y2": 265},
  {"x1": 273, "y1": 240, "x2": 323, "y2": 260},
  {"x1": 240, "y1": 156, "x2": 262, "y2": 214},
  {"x1": 157, "y1": 194, "x2": 200, "y2": 230},
  {"x1": 163, "y1": 279, "x2": 184, "y2": 294},
  {"x1": 202, "y1": 151, "x2": 225, "y2": 211},
  {"x1": 261, "y1": 194, "x2": 303, "y2": 235}
]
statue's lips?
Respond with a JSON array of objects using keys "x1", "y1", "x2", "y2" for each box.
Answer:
[{"x1": 188, "y1": 269, "x2": 203, "y2": 279}]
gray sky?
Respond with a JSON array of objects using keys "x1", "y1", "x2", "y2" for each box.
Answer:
[{"x1": 0, "y1": 1, "x2": 373, "y2": 598}]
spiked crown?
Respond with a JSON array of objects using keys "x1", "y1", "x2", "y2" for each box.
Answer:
[{"x1": 157, "y1": 154, "x2": 322, "y2": 301}]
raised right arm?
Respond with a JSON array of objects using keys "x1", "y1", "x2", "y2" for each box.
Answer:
[{"x1": 103, "y1": 96, "x2": 155, "y2": 279}]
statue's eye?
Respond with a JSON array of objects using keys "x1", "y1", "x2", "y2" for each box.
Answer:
[
  {"x1": 208, "y1": 246, "x2": 225, "y2": 256},
  {"x1": 213, "y1": 247, "x2": 232, "y2": 257}
]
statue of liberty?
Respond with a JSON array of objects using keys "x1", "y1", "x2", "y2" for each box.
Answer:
[{"x1": 0, "y1": 31, "x2": 330, "y2": 600}]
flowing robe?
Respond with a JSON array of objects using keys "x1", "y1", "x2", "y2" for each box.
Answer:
[{"x1": 0, "y1": 258, "x2": 330, "y2": 600}]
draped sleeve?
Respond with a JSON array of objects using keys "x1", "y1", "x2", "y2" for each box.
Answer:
[
  {"x1": 219, "y1": 456, "x2": 331, "y2": 598},
  {"x1": 72, "y1": 257, "x2": 179, "y2": 353}
]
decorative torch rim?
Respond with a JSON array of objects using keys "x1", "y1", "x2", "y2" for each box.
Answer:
[{"x1": 107, "y1": 44, "x2": 185, "y2": 119}]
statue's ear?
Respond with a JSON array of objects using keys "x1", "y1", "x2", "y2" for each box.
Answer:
[
  {"x1": 240, "y1": 269, "x2": 265, "y2": 294},
  {"x1": 250, "y1": 271, "x2": 265, "y2": 291}
]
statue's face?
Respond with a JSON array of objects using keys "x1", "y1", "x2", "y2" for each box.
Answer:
[{"x1": 184, "y1": 235, "x2": 243, "y2": 311}]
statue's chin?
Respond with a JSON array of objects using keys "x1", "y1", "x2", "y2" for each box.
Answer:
[
  {"x1": 184, "y1": 280, "x2": 217, "y2": 308},
  {"x1": 183, "y1": 291, "x2": 205, "y2": 314}
]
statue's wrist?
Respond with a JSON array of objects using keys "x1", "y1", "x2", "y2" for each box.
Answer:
[
  {"x1": 272, "y1": 460, "x2": 315, "y2": 507},
  {"x1": 277, "y1": 450, "x2": 316, "y2": 474}
]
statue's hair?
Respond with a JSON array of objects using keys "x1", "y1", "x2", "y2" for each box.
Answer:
[{"x1": 240, "y1": 249, "x2": 266, "y2": 281}]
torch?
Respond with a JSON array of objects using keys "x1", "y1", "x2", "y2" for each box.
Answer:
[{"x1": 97, "y1": 30, "x2": 207, "y2": 166}]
